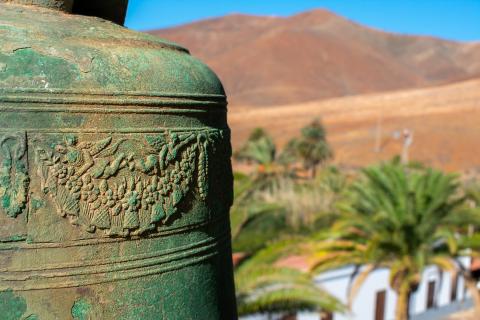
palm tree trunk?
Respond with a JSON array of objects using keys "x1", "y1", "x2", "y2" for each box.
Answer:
[
  {"x1": 395, "y1": 286, "x2": 411, "y2": 320},
  {"x1": 280, "y1": 313, "x2": 296, "y2": 320},
  {"x1": 311, "y1": 165, "x2": 317, "y2": 179},
  {"x1": 464, "y1": 275, "x2": 480, "y2": 317}
]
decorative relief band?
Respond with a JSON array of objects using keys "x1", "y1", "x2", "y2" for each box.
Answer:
[
  {"x1": 0, "y1": 132, "x2": 29, "y2": 218},
  {"x1": 33, "y1": 129, "x2": 228, "y2": 237}
]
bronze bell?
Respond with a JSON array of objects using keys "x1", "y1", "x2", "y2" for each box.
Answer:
[{"x1": 0, "y1": 1, "x2": 237, "y2": 319}]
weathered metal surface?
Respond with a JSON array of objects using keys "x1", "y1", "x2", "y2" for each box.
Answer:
[{"x1": 0, "y1": 2, "x2": 237, "y2": 319}]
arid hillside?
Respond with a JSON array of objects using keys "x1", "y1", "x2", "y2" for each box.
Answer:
[
  {"x1": 229, "y1": 78, "x2": 480, "y2": 172},
  {"x1": 151, "y1": 10, "x2": 480, "y2": 107}
]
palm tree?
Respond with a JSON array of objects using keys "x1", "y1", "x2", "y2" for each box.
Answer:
[
  {"x1": 300, "y1": 161, "x2": 480, "y2": 320},
  {"x1": 231, "y1": 166, "x2": 348, "y2": 254},
  {"x1": 235, "y1": 239, "x2": 345, "y2": 318},
  {"x1": 235, "y1": 128, "x2": 277, "y2": 173},
  {"x1": 232, "y1": 127, "x2": 345, "y2": 318},
  {"x1": 456, "y1": 233, "x2": 480, "y2": 316},
  {"x1": 459, "y1": 182, "x2": 480, "y2": 314},
  {"x1": 230, "y1": 172, "x2": 347, "y2": 318},
  {"x1": 230, "y1": 172, "x2": 287, "y2": 254},
  {"x1": 288, "y1": 120, "x2": 332, "y2": 178},
  {"x1": 235, "y1": 128, "x2": 295, "y2": 199}
]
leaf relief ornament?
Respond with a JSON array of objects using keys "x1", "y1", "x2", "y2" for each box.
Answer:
[
  {"x1": 34, "y1": 130, "x2": 225, "y2": 237},
  {"x1": 0, "y1": 133, "x2": 29, "y2": 218}
]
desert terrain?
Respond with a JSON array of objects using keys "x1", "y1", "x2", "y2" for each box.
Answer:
[
  {"x1": 152, "y1": 9, "x2": 480, "y2": 107},
  {"x1": 151, "y1": 10, "x2": 480, "y2": 172},
  {"x1": 229, "y1": 78, "x2": 480, "y2": 172}
]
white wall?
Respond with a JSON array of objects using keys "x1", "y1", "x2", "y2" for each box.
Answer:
[
  {"x1": 309, "y1": 257, "x2": 471, "y2": 320},
  {"x1": 306, "y1": 266, "x2": 397, "y2": 320},
  {"x1": 241, "y1": 257, "x2": 472, "y2": 320}
]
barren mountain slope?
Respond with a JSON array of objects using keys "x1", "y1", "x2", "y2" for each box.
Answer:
[
  {"x1": 229, "y1": 78, "x2": 480, "y2": 171},
  {"x1": 151, "y1": 10, "x2": 480, "y2": 106}
]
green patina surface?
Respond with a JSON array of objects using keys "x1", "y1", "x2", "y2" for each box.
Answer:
[
  {"x1": 71, "y1": 298, "x2": 92, "y2": 320},
  {"x1": 30, "y1": 198, "x2": 46, "y2": 211},
  {"x1": 0, "y1": 289, "x2": 26, "y2": 320},
  {"x1": 0, "y1": 234, "x2": 27, "y2": 242},
  {"x1": 0, "y1": 289, "x2": 38, "y2": 320},
  {"x1": 0, "y1": 1, "x2": 236, "y2": 319},
  {"x1": 0, "y1": 49, "x2": 80, "y2": 88},
  {"x1": 0, "y1": 2, "x2": 224, "y2": 95}
]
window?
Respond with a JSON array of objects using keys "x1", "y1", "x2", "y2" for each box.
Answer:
[
  {"x1": 375, "y1": 290, "x2": 386, "y2": 320},
  {"x1": 321, "y1": 312, "x2": 333, "y2": 320},
  {"x1": 426, "y1": 280, "x2": 436, "y2": 309},
  {"x1": 451, "y1": 274, "x2": 459, "y2": 302}
]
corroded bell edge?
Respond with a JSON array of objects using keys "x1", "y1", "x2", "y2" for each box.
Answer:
[{"x1": 0, "y1": 221, "x2": 232, "y2": 291}]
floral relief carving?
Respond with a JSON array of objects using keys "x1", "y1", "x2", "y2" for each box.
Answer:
[
  {"x1": 34, "y1": 129, "x2": 225, "y2": 237},
  {"x1": 0, "y1": 133, "x2": 29, "y2": 218}
]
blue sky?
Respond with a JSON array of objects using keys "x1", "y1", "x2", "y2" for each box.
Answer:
[{"x1": 125, "y1": 0, "x2": 480, "y2": 42}]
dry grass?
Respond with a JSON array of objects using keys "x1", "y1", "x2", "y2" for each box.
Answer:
[
  {"x1": 256, "y1": 178, "x2": 337, "y2": 228},
  {"x1": 229, "y1": 78, "x2": 480, "y2": 171}
]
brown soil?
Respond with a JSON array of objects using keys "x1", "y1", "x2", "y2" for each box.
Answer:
[
  {"x1": 229, "y1": 78, "x2": 480, "y2": 172},
  {"x1": 446, "y1": 308, "x2": 476, "y2": 319},
  {"x1": 151, "y1": 10, "x2": 480, "y2": 107}
]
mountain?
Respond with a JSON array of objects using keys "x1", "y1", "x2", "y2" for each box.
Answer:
[
  {"x1": 229, "y1": 78, "x2": 480, "y2": 171},
  {"x1": 150, "y1": 9, "x2": 480, "y2": 107}
]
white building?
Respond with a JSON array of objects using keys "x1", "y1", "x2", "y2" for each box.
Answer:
[{"x1": 243, "y1": 257, "x2": 474, "y2": 320}]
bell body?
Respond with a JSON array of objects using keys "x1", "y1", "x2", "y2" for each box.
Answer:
[{"x1": 0, "y1": 3, "x2": 237, "y2": 319}]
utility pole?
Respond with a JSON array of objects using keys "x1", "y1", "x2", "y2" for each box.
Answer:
[
  {"x1": 401, "y1": 129, "x2": 413, "y2": 165},
  {"x1": 374, "y1": 107, "x2": 383, "y2": 153}
]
